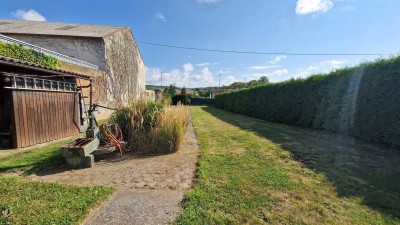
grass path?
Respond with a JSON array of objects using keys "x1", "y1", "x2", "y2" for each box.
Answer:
[
  {"x1": 176, "y1": 106, "x2": 400, "y2": 224},
  {"x1": 0, "y1": 138, "x2": 113, "y2": 224}
]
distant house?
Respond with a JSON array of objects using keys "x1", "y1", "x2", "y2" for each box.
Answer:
[
  {"x1": 185, "y1": 89, "x2": 195, "y2": 95},
  {"x1": 0, "y1": 20, "x2": 146, "y2": 108}
]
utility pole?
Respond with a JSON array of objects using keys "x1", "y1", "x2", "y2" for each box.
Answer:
[{"x1": 219, "y1": 74, "x2": 221, "y2": 89}]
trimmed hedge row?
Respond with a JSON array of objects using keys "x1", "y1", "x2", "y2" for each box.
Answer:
[
  {"x1": 0, "y1": 42, "x2": 60, "y2": 68},
  {"x1": 215, "y1": 57, "x2": 400, "y2": 150},
  {"x1": 191, "y1": 98, "x2": 214, "y2": 105}
]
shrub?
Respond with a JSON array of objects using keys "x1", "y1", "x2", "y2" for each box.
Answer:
[
  {"x1": 215, "y1": 56, "x2": 400, "y2": 150},
  {"x1": 163, "y1": 93, "x2": 172, "y2": 104},
  {"x1": 191, "y1": 98, "x2": 214, "y2": 105},
  {"x1": 0, "y1": 42, "x2": 60, "y2": 68},
  {"x1": 109, "y1": 101, "x2": 191, "y2": 154},
  {"x1": 172, "y1": 94, "x2": 190, "y2": 105}
]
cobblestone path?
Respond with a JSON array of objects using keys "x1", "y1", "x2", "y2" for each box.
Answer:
[{"x1": 29, "y1": 122, "x2": 200, "y2": 225}]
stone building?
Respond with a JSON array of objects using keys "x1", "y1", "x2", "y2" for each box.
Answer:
[{"x1": 0, "y1": 20, "x2": 146, "y2": 107}]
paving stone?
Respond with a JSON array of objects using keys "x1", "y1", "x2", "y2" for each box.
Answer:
[
  {"x1": 144, "y1": 177, "x2": 154, "y2": 183},
  {"x1": 182, "y1": 174, "x2": 192, "y2": 180},
  {"x1": 28, "y1": 121, "x2": 200, "y2": 224},
  {"x1": 148, "y1": 182, "x2": 158, "y2": 189},
  {"x1": 157, "y1": 182, "x2": 168, "y2": 188},
  {"x1": 165, "y1": 178, "x2": 174, "y2": 183},
  {"x1": 179, "y1": 183, "x2": 191, "y2": 189},
  {"x1": 135, "y1": 182, "x2": 147, "y2": 188}
]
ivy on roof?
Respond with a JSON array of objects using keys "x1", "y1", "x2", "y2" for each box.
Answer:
[{"x1": 0, "y1": 42, "x2": 60, "y2": 69}]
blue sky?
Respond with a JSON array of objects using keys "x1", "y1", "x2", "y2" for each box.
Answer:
[{"x1": 1, "y1": 0, "x2": 400, "y2": 87}]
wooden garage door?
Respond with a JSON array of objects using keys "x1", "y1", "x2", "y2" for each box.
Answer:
[{"x1": 11, "y1": 90, "x2": 80, "y2": 148}]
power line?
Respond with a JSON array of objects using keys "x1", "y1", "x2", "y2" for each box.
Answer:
[{"x1": 139, "y1": 41, "x2": 392, "y2": 56}]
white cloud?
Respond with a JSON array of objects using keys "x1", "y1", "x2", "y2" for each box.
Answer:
[
  {"x1": 295, "y1": 59, "x2": 347, "y2": 78},
  {"x1": 183, "y1": 63, "x2": 194, "y2": 73},
  {"x1": 269, "y1": 55, "x2": 287, "y2": 64},
  {"x1": 321, "y1": 60, "x2": 347, "y2": 69},
  {"x1": 248, "y1": 65, "x2": 282, "y2": 70},
  {"x1": 296, "y1": 65, "x2": 321, "y2": 78},
  {"x1": 182, "y1": 63, "x2": 194, "y2": 81},
  {"x1": 146, "y1": 67, "x2": 182, "y2": 86},
  {"x1": 242, "y1": 69, "x2": 289, "y2": 81},
  {"x1": 155, "y1": 12, "x2": 166, "y2": 22},
  {"x1": 197, "y1": 0, "x2": 221, "y2": 4},
  {"x1": 222, "y1": 75, "x2": 236, "y2": 86},
  {"x1": 146, "y1": 63, "x2": 217, "y2": 87},
  {"x1": 247, "y1": 55, "x2": 286, "y2": 70},
  {"x1": 195, "y1": 62, "x2": 219, "y2": 66},
  {"x1": 270, "y1": 69, "x2": 289, "y2": 76},
  {"x1": 342, "y1": 5, "x2": 355, "y2": 12},
  {"x1": 146, "y1": 67, "x2": 162, "y2": 84},
  {"x1": 295, "y1": 0, "x2": 334, "y2": 15},
  {"x1": 12, "y1": 9, "x2": 46, "y2": 21},
  {"x1": 195, "y1": 63, "x2": 209, "y2": 66},
  {"x1": 193, "y1": 67, "x2": 214, "y2": 83},
  {"x1": 218, "y1": 68, "x2": 234, "y2": 74}
]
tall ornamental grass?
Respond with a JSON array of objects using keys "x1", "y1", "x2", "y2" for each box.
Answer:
[{"x1": 109, "y1": 101, "x2": 191, "y2": 154}]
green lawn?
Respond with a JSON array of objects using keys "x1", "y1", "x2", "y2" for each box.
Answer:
[
  {"x1": 0, "y1": 176, "x2": 112, "y2": 224},
  {"x1": 0, "y1": 138, "x2": 114, "y2": 224},
  {"x1": 0, "y1": 140, "x2": 70, "y2": 174},
  {"x1": 176, "y1": 106, "x2": 400, "y2": 224}
]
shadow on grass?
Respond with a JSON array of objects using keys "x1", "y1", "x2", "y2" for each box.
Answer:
[
  {"x1": 202, "y1": 106, "x2": 400, "y2": 219},
  {"x1": 0, "y1": 144, "x2": 65, "y2": 176}
]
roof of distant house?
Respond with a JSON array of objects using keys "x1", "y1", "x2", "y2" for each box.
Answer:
[{"x1": 0, "y1": 20, "x2": 128, "y2": 38}]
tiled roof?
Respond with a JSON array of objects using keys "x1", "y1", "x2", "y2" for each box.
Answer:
[{"x1": 0, "y1": 20, "x2": 128, "y2": 38}]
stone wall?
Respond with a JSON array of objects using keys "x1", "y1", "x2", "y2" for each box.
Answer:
[
  {"x1": 59, "y1": 61, "x2": 107, "y2": 105},
  {"x1": 103, "y1": 28, "x2": 146, "y2": 106},
  {"x1": 144, "y1": 90, "x2": 156, "y2": 101}
]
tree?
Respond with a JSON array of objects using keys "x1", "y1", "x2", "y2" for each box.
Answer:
[
  {"x1": 247, "y1": 80, "x2": 259, "y2": 87},
  {"x1": 198, "y1": 89, "x2": 206, "y2": 97},
  {"x1": 168, "y1": 84, "x2": 177, "y2": 96},
  {"x1": 181, "y1": 86, "x2": 187, "y2": 94},
  {"x1": 258, "y1": 76, "x2": 269, "y2": 84},
  {"x1": 229, "y1": 82, "x2": 248, "y2": 89}
]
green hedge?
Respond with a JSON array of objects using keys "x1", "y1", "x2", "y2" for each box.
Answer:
[
  {"x1": 0, "y1": 42, "x2": 60, "y2": 68},
  {"x1": 215, "y1": 57, "x2": 400, "y2": 150},
  {"x1": 172, "y1": 94, "x2": 190, "y2": 105},
  {"x1": 191, "y1": 98, "x2": 214, "y2": 105}
]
